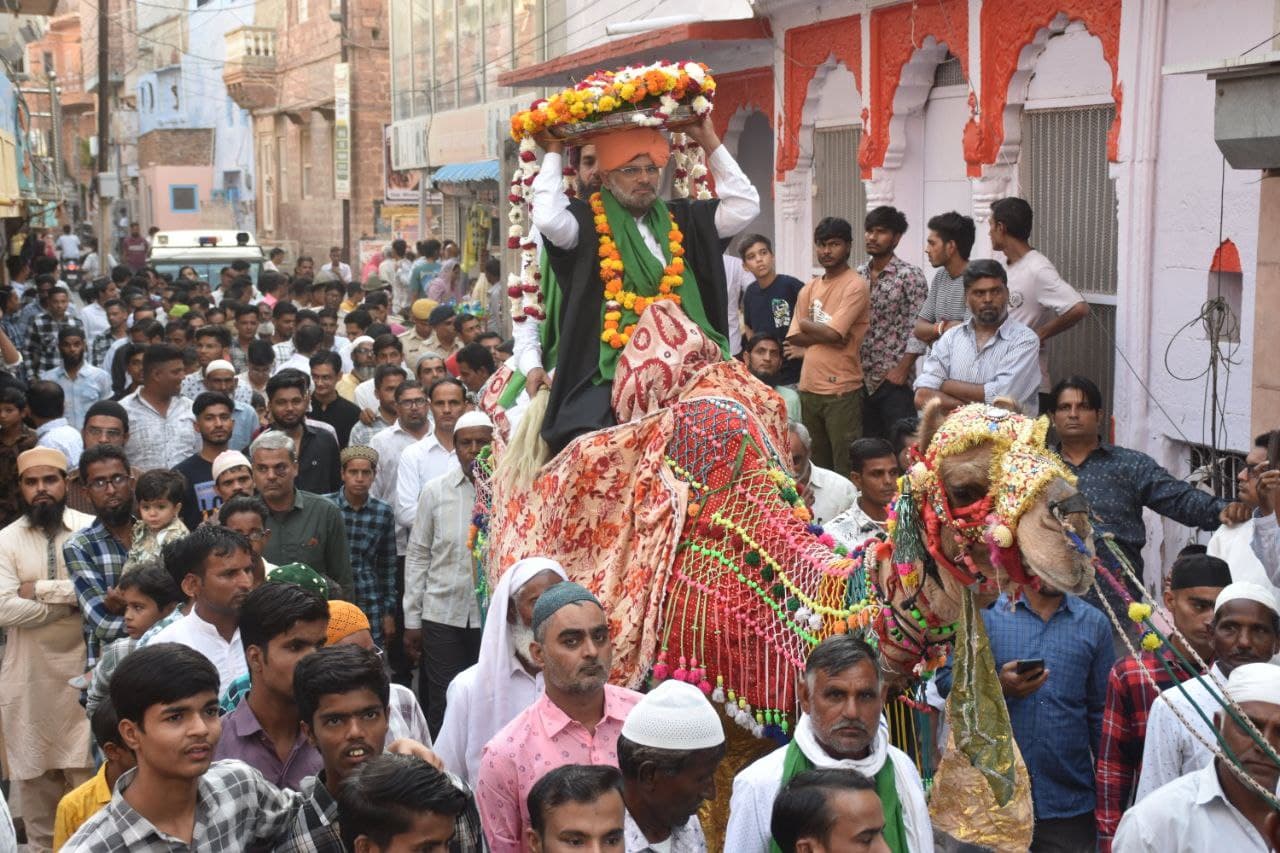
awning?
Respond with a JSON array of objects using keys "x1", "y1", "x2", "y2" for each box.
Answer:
[
  {"x1": 497, "y1": 18, "x2": 773, "y2": 89},
  {"x1": 431, "y1": 159, "x2": 501, "y2": 185}
]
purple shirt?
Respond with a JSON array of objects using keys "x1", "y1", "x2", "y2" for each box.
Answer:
[{"x1": 212, "y1": 698, "x2": 322, "y2": 791}]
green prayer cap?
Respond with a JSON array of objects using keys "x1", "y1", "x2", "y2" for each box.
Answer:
[
  {"x1": 531, "y1": 581, "x2": 602, "y2": 633},
  {"x1": 267, "y1": 562, "x2": 331, "y2": 599}
]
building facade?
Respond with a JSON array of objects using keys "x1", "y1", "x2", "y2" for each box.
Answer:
[{"x1": 473, "y1": 0, "x2": 1274, "y2": 578}]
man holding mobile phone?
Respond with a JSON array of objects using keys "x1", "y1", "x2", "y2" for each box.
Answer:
[{"x1": 935, "y1": 582, "x2": 1115, "y2": 852}]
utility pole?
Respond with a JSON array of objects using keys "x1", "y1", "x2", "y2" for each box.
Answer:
[
  {"x1": 339, "y1": 0, "x2": 351, "y2": 264},
  {"x1": 96, "y1": 0, "x2": 111, "y2": 257}
]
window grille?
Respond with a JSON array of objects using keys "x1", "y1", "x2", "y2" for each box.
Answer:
[
  {"x1": 1187, "y1": 442, "x2": 1246, "y2": 501},
  {"x1": 933, "y1": 54, "x2": 965, "y2": 87},
  {"x1": 812, "y1": 126, "x2": 865, "y2": 232}
]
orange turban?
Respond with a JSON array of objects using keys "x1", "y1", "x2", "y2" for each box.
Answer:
[
  {"x1": 593, "y1": 128, "x2": 671, "y2": 172},
  {"x1": 327, "y1": 600, "x2": 371, "y2": 645}
]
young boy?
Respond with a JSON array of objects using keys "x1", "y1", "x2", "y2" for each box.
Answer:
[
  {"x1": 62, "y1": 643, "x2": 305, "y2": 851},
  {"x1": 85, "y1": 563, "x2": 184, "y2": 715},
  {"x1": 123, "y1": 470, "x2": 189, "y2": 574},
  {"x1": 53, "y1": 703, "x2": 137, "y2": 848},
  {"x1": 273, "y1": 644, "x2": 479, "y2": 852}
]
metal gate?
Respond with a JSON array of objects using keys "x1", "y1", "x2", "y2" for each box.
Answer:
[
  {"x1": 813, "y1": 126, "x2": 866, "y2": 230},
  {"x1": 1020, "y1": 105, "x2": 1118, "y2": 414}
]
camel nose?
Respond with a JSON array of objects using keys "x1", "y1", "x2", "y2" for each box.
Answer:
[{"x1": 1046, "y1": 479, "x2": 1092, "y2": 538}]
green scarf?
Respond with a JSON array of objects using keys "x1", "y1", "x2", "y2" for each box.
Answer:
[
  {"x1": 769, "y1": 736, "x2": 909, "y2": 853},
  {"x1": 594, "y1": 190, "x2": 728, "y2": 381}
]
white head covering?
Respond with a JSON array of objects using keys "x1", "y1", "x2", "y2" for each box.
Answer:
[
  {"x1": 204, "y1": 358, "x2": 235, "y2": 377},
  {"x1": 351, "y1": 335, "x2": 375, "y2": 349},
  {"x1": 212, "y1": 450, "x2": 252, "y2": 482},
  {"x1": 453, "y1": 410, "x2": 495, "y2": 435},
  {"x1": 621, "y1": 680, "x2": 725, "y2": 751},
  {"x1": 1224, "y1": 662, "x2": 1280, "y2": 707},
  {"x1": 1215, "y1": 582, "x2": 1280, "y2": 616},
  {"x1": 469, "y1": 559, "x2": 568, "y2": 767}
]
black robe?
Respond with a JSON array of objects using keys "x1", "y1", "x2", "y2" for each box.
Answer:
[{"x1": 541, "y1": 196, "x2": 730, "y2": 455}]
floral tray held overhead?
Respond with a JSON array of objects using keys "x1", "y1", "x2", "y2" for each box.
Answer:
[{"x1": 509, "y1": 61, "x2": 717, "y2": 143}]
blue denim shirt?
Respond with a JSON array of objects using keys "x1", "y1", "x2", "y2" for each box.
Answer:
[{"x1": 937, "y1": 593, "x2": 1115, "y2": 819}]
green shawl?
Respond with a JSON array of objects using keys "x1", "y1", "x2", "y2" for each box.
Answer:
[{"x1": 769, "y1": 736, "x2": 909, "y2": 853}]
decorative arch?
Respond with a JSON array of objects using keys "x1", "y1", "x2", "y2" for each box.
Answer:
[
  {"x1": 776, "y1": 15, "x2": 861, "y2": 180},
  {"x1": 711, "y1": 67, "x2": 774, "y2": 144},
  {"x1": 963, "y1": 0, "x2": 1122, "y2": 177},
  {"x1": 859, "y1": 0, "x2": 968, "y2": 178}
]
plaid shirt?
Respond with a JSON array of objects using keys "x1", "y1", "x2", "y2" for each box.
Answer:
[
  {"x1": 273, "y1": 770, "x2": 487, "y2": 853},
  {"x1": 25, "y1": 311, "x2": 85, "y2": 375},
  {"x1": 61, "y1": 760, "x2": 303, "y2": 852},
  {"x1": 90, "y1": 328, "x2": 123, "y2": 368},
  {"x1": 1, "y1": 313, "x2": 27, "y2": 356},
  {"x1": 64, "y1": 517, "x2": 132, "y2": 666},
  {"x1": 324, "y1": 489, "x2": 397, "y2": 644},
  {"x1": 1095, "y1": 649, "x2": 1199, "y2": 851}
]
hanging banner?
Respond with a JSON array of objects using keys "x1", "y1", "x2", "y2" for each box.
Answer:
[{"x1": 334, "y1": 62, "x2": 351, "y2": 199}]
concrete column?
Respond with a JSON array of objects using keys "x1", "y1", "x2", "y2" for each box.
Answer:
[{"x1": 1252, "y1": 169, "x2": 1280, "y2": 435}]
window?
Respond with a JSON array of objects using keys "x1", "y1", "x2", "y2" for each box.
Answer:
[
  {"x1": 1187, "y1": 443, "x2": 1246, "y2": 501},
  {"x1": 297, "y1": 0, "x2": 309, "y2": 24},
  {"x1": 812, "y1": 126, "x2": 865, "y2": 238},
  {"x1": 140, "y1": 82, "x2": 154, "y2": 112},
  {"x1": 277, "y1": 133, "x2": 289, "y2": 204},
  {"x1": 170, "y1": 185, "x2": 199, "y2": 212},
  {"x1": 300, "y1": 125, "x2": 312, "y2": 199}
]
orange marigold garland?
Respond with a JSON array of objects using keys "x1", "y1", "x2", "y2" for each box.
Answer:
[{"x1": 592, "y1": 192, "x2": 686, "y2": 349}]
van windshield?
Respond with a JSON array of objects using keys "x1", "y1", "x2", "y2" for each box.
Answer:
[{"x1": 153, "y1": 261, "x2": 261, "y2": 286}]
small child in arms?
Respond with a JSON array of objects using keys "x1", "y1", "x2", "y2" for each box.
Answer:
[{"x1": 122, "y1": 469, "x2": 189, "y2": 574}]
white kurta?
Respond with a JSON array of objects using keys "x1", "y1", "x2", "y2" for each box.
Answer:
[
  {"x1": 723, "y1": 715, "x2": 933, "y2": 853},
  {"x1": 1136, "y1": 664, "x2": 1232, "y2": 800},
  {"x1": 1114, "y1": 761, "x2": 1267, "y2": 852},
  {"x1": 433, "y1": 661, "x2": 543, "y2": 787},
  {"x1": 0, "y1": 508, "x2": 97, "y2": 779},
  {"x1": 809, "y1": 464, "x2": 857, "y2": 525}
]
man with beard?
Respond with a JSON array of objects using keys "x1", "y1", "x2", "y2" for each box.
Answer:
[
  {"x1": 725, "y1": 635, "x2": 933, "y2": 852},
  {"x1": 394, "y1": 377, "x2": 465, "y2": 533},
  {"x1": 337, "y1": 334, "x2": 375, "y2": 402},
  {"x1": 475, "y1": 581, "x2": 642, "y2": 853},
  {"x1": 149, "y1": 524, "x2": 257, "y2": 692},
  {"x1": 1137, "y1": 582, "x2": 1280, "y2": 798},
  {"x1": 434, "y1": 557, "x2": 569, "y2": 786},
  {"x1": 41, "y1": 326, "x2": 112, "y2": 430},
  {"x1": 64, "y1": 443, "x2": 137, "y2": 667},
  {"x1": 617, "y1": 680, "x2": 726, "y2": 851},
  {"x1": 174, "y1": 392, "x2": 237, "y2": 530},
  {"x1": 64, "y1": 400, "x2": 142, "y2": 513},
  {"x1": 264, "y1": 368, "x2": 341, "y2": 494},
  {"x1": 403, "y1": 411, "x2": 495, "y2": 736},
  {"x1": 744, "y1": 334, "x2": 799, "y2": 421},
  {"x1": 913, "y1": 258, "x2": 1042, "y2": 416},
  {"x1": 0, "y1": 447, "x2": 96, "y2": 850}
]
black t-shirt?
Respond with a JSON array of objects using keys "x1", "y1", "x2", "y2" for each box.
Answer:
[
  {"x1": 174, "y1": 453, "x2": 217, "y2": 530},
  {"x1": 742, "y1": 273, "x2": 806, "y2": 385},
  {"x1": 310, "y1": 396, "x2": 362, "y2": 448}
]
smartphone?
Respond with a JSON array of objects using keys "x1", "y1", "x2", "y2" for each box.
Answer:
[
  {"x1": 1015, "y1": 658, "x2": 1045, "y2": 676},
  {"x1": 1268, "y1": 430, "x2": 1280, "y2": 471}
]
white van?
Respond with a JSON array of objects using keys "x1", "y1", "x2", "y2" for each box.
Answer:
[{"x1": 148, "y1": 230, "x2": 265, "y2": 285}]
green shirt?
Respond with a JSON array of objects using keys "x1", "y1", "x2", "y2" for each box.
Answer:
[{"x1": 261, "y1": 489, "x2": 352, "y2": 592}]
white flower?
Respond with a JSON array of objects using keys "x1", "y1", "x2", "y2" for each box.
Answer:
[
  {"x1": 660, "y1": 94, "x2": 679, "y2": 114},
  {"x1": 684, "y1": 62, "x2": 705, "y2": 83},
  {"x1": 692, "y1": 95, "x2": 710, "y2": 115},
  {"x1": 689, "y1": 163, "x2": 707, "y2": 179},
  {"x1": 508, "y1": 225, "x2": 523, "y2": 238},
  {"x1": 518, "y1": 136, "x2": 537, "y2": 153}
]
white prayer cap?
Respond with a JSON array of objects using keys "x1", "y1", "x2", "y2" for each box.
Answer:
[
  {"x1": 509, "y1": 557, "x2": 568, "y2": 596},
  {"x1": 621, "y1": 680, "x2": 724, "y2": 751},
  {"x1": 1224, "y1": 662, "x2": 1280, "y2": 708},
  {"x1": 454, "y1": 410, "x2": 495, "y2": 435},
  {"x1": 352, "y1": 335, "x2": 375, "y2": 349},
  {"x1": 204, "y1": 359, "x2": 235, "y2": 377},
  {"x1": 1215, "y1": 582, "x2": 1280, "y2": 616},
  {"x1": 212, "y1": 450, "x2": 252, "y2": 482}
]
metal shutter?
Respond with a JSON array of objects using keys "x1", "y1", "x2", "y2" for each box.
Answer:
[{"x1": 1021, "y1": 105, "x2": 1118, "y2": 413}]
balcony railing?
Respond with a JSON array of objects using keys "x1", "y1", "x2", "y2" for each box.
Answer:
[{"x1": 224, "y1": 26, "x2": 276, "y2": 65}]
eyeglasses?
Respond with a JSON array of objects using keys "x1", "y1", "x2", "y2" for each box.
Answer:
[
  {"x1": 398, "y1": 398, "x2": 428, "y2": 408},
  {"x1": 242, "y1": 530, "x2": 266, "y2": 542},
  {"x1": 614, "y1": 165, "x2": 662, "y2": 179},
  {"x1": 87, "y1": 473, "x2": 133, "y2": 492}
]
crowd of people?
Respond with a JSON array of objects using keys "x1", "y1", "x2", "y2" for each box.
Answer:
[{"x1": 0, "y1": 129, "x2": 1278, "y2": 853}]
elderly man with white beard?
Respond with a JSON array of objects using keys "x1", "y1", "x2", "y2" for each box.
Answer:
[{"x1": 433, "y1": 557, "x2": 568, "y2": 786}]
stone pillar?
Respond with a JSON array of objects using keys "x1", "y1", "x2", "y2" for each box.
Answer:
[{"x1": 1253, "y1": 169, "x2": 1280, "y2": 435}]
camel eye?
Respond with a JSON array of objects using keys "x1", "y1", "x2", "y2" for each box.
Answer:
[{"x1": 949, "y1": 484, "x2": 985, "y2": 505}]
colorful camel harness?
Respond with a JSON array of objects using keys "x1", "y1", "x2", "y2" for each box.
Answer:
[{"x1": 873, "y1": 405, "x2": 1078, "y2": 667}]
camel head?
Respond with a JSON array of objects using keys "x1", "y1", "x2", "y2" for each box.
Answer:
[{"x1": 868, "y1": 402, "x2": 1094, "y2": 680}]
